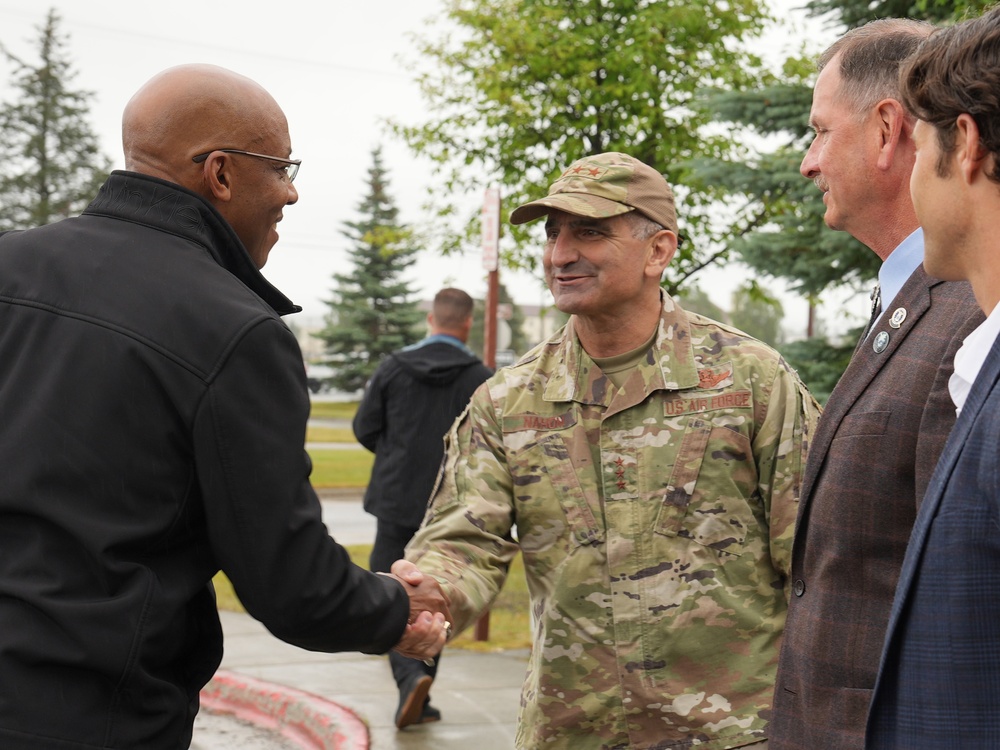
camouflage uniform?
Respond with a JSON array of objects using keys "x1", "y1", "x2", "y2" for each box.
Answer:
[{"x1": 408, "y1": 293, "x2": 819, "y2": 749}]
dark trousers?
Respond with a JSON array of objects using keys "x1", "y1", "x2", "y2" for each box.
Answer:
[{"x1": 369, "y1": 518, "x2": 439, "y2": 693}]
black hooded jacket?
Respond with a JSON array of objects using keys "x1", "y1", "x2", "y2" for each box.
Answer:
[
  {"x1": 353, "y1": 339, "x2": 492, "y2": 528},
  {"x1": 0, "y1": 172, "x2": 409, "y2": 750}
]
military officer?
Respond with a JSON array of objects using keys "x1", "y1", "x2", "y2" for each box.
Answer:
[{"x1": 403, "y1": 152, "x2": 820, "y2": 750}]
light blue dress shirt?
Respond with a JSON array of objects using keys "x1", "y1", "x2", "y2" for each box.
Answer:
[{"x1": 873, "y1": 228, "x2": 924, "y2": 329}]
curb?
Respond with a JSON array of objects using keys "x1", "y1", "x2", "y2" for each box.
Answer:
[
  {"x1": 200, "y1": 669, "x2": 369, "y2": 750},
  {"x1": 315, "y1": 487, "x2": 365, "y2": 501}
]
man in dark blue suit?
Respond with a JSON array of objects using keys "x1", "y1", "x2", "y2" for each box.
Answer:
[{"x1": 867, "y1": 8, "x2": 1000, "y2": 748}]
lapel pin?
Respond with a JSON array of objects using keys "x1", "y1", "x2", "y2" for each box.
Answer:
[
  {"x1": 873, "y1": 331, "x2": 890, "y2": 353},
  {"x1": 889, "y1": 308, "x2": 907, "y2": 329}
]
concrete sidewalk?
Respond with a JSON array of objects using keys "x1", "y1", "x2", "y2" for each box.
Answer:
[
  {"x1": 196, "y1": 493, "x2": 527, "y2": 749},
  {"x1": 207, "y1": 610, "x2": 526, "y2": 749}
]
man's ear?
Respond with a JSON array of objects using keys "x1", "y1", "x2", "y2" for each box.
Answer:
[
  {"x1": 199, "y1": 152, "x2": 233, "y2": 202},
  {"x1": 875, "y1": 98, "x2": 908, "y2": 171},
  {"x1": 955, "y1": 113, "x2": 990, "y2": 185},
  {"x1": 646, "y1": 230, "x2": 678, "y2": 279},
  {"x1": 459, "y1": 315, "x2": 474, "y2": 340}
]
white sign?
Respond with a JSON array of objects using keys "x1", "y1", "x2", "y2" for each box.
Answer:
[{"x1": 481, "y1": 187, "x2": 500, "y2": 272}]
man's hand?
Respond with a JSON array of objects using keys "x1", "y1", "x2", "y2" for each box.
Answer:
[
  {"x1": 385, "y1": 560, "x2": 453, "y2": 660},
  {"x1": 393, "y1": 610, "x2": 449, "y2": 660},
  {"x1": 388, "y1": 559, "x2": 452, "y2": 623}
]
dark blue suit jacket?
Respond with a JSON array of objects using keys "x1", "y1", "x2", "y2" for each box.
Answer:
[{"x1": 867, "y1": 326, "x2": 1000, "y2": 748}]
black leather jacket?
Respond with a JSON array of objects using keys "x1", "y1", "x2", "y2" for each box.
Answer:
[{"x1": 0, "y1": 172, "x2": 409, "y2": 749}]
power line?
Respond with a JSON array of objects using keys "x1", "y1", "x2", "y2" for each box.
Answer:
[{"x1": 0, "y1": 4, "x2": 414, "y2": 80}]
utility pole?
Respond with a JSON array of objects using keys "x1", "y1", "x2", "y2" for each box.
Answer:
[
  {"x1": 481, "y1": 187, "x2": 500, "y2": 369},
  {"x1": 475, "y1": 187, "x2": 501, "y2": 641}
]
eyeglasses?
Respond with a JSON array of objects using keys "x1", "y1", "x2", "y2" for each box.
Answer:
[{"x1": 192, "y1": 149, "x2": 301, "y2": 183}]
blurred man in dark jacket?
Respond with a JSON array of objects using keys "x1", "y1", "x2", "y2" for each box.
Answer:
[{"x1": 354, "y1": 287, "x2": 492, "y2": 729}]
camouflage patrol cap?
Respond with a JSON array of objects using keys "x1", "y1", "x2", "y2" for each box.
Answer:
[{"x1": 509, "y1": 152, "x2": 677, "y2": 232}]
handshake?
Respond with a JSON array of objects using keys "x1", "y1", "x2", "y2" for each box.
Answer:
[{"x1": 382, "y1": 560, "x2": 452, "y2": 660}]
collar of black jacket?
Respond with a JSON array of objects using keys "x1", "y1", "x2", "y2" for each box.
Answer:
[{"x1": 84, "y1": 171, "x2": 301, "y2": 316}]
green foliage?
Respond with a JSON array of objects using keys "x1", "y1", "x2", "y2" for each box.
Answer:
[
  {"x1": 732, "y1": 148, "x2": 879, "y2": 297},
  {"x1": 674, "y1": 285, "x2": 728, "y2": 323},
  {"x1": 394, "y1": 0, "x2": 775, "y2": 288},
  {"x1": 804, "y1": 0, "x2": 990, "y2": 29},
  {"x1": 0, "y1": 8, "x2": 110, "y2": 231},
  {"x1": 779, "y1": 332, "x2": 858, "y2": 405},
  {"x1": 315, "y1": 148, "x2": 425, "y2": 393},
  {"x1": 729, "y1": 283, "x2": 784, "y2": 347},
  {"x1": 693, "y1": 81, "x2": 872, "y2": 390},
  {"x1": 677, "y1": 281, "x2": 785, "y2": 348},
  {"x1": 703, "y1": 80, "x2": 813, "y2": 140},
  {"x1": 690, "y1": 0, "x2": 992, "y2": 398},
  {"x1": 693, "y1": 72, "x2": 879, "y2": 299}
]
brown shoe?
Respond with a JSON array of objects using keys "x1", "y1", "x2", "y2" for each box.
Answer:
[{"x1": 395, "y1": 675, "x2": 433, "y2": 730}]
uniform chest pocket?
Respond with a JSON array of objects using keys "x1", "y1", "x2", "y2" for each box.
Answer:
[
  {"x1": 653, "y1": 417, "x2": 756, "y2": 556},
  {"x1": 508, "y1": 432, "x2": 605, "y2": 550}
]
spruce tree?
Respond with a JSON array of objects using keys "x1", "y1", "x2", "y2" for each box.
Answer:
[
  {"x1": 805, "y1": 0, "x2": 989, "y2": 29},
  {"x1": 0, "y1": 8, "x2": 110, "y2": 231},
  {"x1": 691, "y1": 59, "x2": 876, "y2": 397},
  {"x1": 316, "y1": 148, "x2": 424, "y2": 393}
]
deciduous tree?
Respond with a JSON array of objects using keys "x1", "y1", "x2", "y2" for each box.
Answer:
[{"x1": 394, "y1": 0, "x2": 774, "y2": 292}]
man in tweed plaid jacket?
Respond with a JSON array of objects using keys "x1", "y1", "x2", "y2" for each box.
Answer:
[{"x1": 769, "y1": 18, "x2": 983, "y2": 750}]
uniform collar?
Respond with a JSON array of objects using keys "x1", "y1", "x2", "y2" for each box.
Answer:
[{"x1": 543, "y1": 292, "x2": 700, "y2": 406}]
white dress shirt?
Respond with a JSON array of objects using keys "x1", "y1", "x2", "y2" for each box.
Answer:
[{"x1": 949, "y1": 301, "x2": 1000, "y2": 415}]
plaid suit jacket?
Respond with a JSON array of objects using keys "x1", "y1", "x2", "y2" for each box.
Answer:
[
  {"x1": 770, "y1": 266, "x2": 982, "y2": 750},
  {"x1": 867, "y1": 326, "x2": 1000, "y2": 749}
]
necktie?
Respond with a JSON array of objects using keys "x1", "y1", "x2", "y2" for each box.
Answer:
[{"x1": 861, "y1": 282, "x2": 882, "y2": 342}]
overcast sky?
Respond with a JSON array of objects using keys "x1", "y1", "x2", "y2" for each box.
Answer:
[{"x1": 0, "y1": 1, "x2": 844, "y2": 331}]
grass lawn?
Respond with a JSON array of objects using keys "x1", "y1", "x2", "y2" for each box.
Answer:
[
  {"x1": 305, "y1": 426, "x2": 357, "y2": 443},
  {"x1": 306, "y1": 399, "x2": 371, "y2": 486},
  {"x1": 213, "y1": 543, "x2": 531, "y2": 652},
  {"x1": 309, "y1": 401, "x2": 359, "y2": 420},
  {"x1": 307, "y1": 449, "x2": 373, "y2": 488}
]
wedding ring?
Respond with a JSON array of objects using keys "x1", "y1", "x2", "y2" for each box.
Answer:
[{"x1": 444, "y1": 620, "x2": 452, "y2": 638}]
